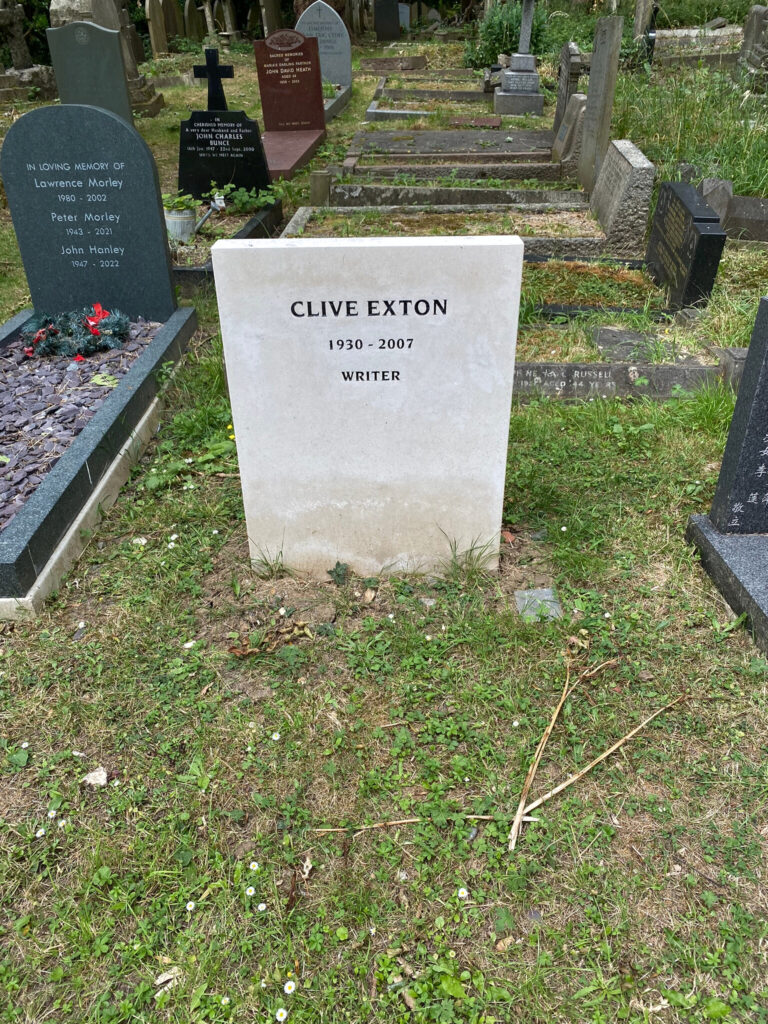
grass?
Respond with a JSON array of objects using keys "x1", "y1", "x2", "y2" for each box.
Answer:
[{"x1": 2, "y1": 16, "x2": 768, "y2": 1023}]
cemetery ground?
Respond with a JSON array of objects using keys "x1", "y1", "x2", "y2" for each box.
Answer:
[{"x1": 1, "y1": 32, "x2": 768, "y2": 1024}]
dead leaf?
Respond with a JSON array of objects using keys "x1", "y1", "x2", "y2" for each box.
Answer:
[
  {"x1": 82, "y1": 767, "x2": 108, "y2": 788},
  {"x1": 495, "y1": 935, "x2": 517, "y2": 952},
  {"x1": 363, "y1": 588, "x2": 377, "y2": 604}
]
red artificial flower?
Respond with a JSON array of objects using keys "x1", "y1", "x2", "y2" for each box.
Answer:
[
  {"x1": 74, "y1": 354, "x2": 85, "y2": 362},
  {"x1": 23, "y1": 346, "x2": 34, "y2": 357},
  {"x1": 84, "y1": 303, "x2": 111, "y2": 338}
]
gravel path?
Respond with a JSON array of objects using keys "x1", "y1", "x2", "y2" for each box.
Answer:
[{"x1": 0, "y1": 319, "x2": 162, "y2": 532}]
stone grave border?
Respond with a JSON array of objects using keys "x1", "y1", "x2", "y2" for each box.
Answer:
[
  {"x1": 326, "y1": 181, "x2": 588, "y2": 209},
  {"x1": 172, "y1": 200, "x2": 282, "y2": 294},
  {"x1": 324, "y1": 83, "x2": 352, "y2": 121},
  {"x1": 341, "y1": 158, "x2": 564, "y2": 181},
  {"x1": 0, "y1": 306, "x2": 197, "y2": 617},
  {"x1": 364, "y1": 74, "x2": 493, "y2": 121}
]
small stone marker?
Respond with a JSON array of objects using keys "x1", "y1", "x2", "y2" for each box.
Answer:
[
  {"x1": 494, "y1": 54, "x2": 543, "y2": 115},
  {"x1": 687, "y1": 299, "x2": 768, "y2": 655},
  {"x1": 0, "y1": 104, "x2": 176, "y2": 322},
  {"x1": 578, "y1": 16, "x2": 623, "y2": 192},
  {"x1": 178, "y1": 111, "x2": 270, "y2": 198},
  {"x1": 553, "y1": 41, "x2": 582, "y2": 135},
  {"x1": 374, "y1": 0, "x2": 401, "y2": 41},
  {"x1": 47, "y1": 21, "x2": 134, "y2": 125},
  {"x1": 254, "y1": 29, "x2": 327, "y2": 179},
  {"x1": 296, "y1": 0, "x2": 352, "y2": 87},
  {"x1": 646, "y1": 182, "x2": 726, "y2": 309},
  {"x1": 515, "y1": 588, "x2": 563, "y2": 622},
  {"x1": 590, "y1": 140, "x2": 654, "y2": 255},
  {"x1": 212, "y1": 236, "x2": 523, "y2": 576},
  {"x1": 194, "y1": 47, "x2": 234, "y2": 111}
]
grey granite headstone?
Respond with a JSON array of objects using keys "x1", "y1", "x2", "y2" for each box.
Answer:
[
  {"x1": 633, "y1": 0, "x2": 653, "y2": 39},
  {"x1": 740, "y1": 5, "x2": 768, "y2": 76},
  {"x1": 553, "y1": 42, "x2": 582, "y2": 135},
  {"x1": 590, "y1": 140, "x2": 655, "y2": 255},
  {"x1": 47, "y1": 21, "x2": 133, "y2": 125},
  {"x1": 578, "y1": 16, "x2": 623, "y2": 192},
  {"x1": 296, "y1": 0, "x2": 352, "y2": 87},
  {"x1": 0, "y1": 104, "x2": 176, "y2": 322}
]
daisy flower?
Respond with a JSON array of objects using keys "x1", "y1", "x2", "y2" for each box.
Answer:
[
  {"x1": 276, "y1": 1010, "x2": 288, "y2": 1022},
  {"x1": 186, "y1": 901, "x2": 196, "y2": 912},
  {"x1": 284, "y1": 980, "x2": 296, "y2": 994},
  {"x1": 457, "y1": 887, "x2": 469, "y2": 900}
]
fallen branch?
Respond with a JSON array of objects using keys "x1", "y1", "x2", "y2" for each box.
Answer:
[
  {"x1": 522, "y1": 694, "x2": 688, "y2": 817},
  {"x1": 311, "y1": 813, "x2": 537, "y2": 835},
  {"x1": 508, "y1": 662, "x2": 572, "y2": 852}
]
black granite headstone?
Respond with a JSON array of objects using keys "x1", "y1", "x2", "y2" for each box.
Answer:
[
  {"x1": 710, "y1": 299, "x2": 768, "y2": 533},
  {"x1": 0, "y1": 104, "x2": 176, "y2": 323},
  {"x1": 178, "y1": 110, "x2": 270, "y2": 199},
  {"x1": 646, "y1": 182, "x2": 726, "y2": 309},
  {"x1": 47, "y1": 22, "x2": 134, "y2": 125},
  {"x1": 193, "y1": 48, "x2": 234, "y2": 112},
  {"x1": 374, "y1": 0, "x2": 401, "y2": 41}
]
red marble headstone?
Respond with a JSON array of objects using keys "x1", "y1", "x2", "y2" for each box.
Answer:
[{"x1": 254, "y1": 29, "x2": 326, "y2": 133}]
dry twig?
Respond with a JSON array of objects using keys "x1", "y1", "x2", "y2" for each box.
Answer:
[
  {"x1": 522, "y1": 695, "x2": 688, "y2": 817},
  {"x1": 311, "y1": 813, "x2": 536, "y2": 835},
  {"x1": 508, "y1": 662, "x2": 572, "y2": 852}
]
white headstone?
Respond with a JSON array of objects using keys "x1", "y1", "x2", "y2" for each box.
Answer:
[
  {"x1": 212, "y1": 236, "x2": 524, "y2": 577},
  {"x1": 296, "y1": 0, "x2": 352, "y2": 86}
]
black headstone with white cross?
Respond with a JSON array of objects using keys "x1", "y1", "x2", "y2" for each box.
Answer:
[{"x1": 193, "y1": 48, "x2": 234, "y2": 112}]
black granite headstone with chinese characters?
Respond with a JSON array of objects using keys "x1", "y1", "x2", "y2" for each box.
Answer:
[
  {"x1": 686, "y1": 297, "x2": 768, "y2": 655},
  {"x1": 178, "y1": 110, "x2": 270, "y2": 198},
  {"x1": 645, "y1": 182, "x2": 726, "y2": 309},
  {"x1": 194, "y1": 48, "x2": 234, "y2": 112},
  {"x1": 710, "y1": 299, "x2": 768, "y2": 533},
  {"x1": 0, "y1": 104, "x2": 176, "y2": 322}
]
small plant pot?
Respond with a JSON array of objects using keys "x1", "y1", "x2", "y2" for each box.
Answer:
[{"x1": 164, "y1": 208, "x2": 196, "y2": 243}]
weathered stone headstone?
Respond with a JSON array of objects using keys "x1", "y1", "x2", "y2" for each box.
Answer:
[
  {"x1": 0, "y1": 103, "x2": 176, "y2": 322},
  {"x1": 494, "y1": 52, "x2": 543, "y2": 115},
  {"x1": 552, "y1": 91, "x2": 586, "y2": 166},
  {"x1": 590, "y1": 140, "x2": 654, "y2": 255},
  {"x1": 577, "y1": 16, "x2": 623, "y2": 192},
  {"x1": 50, "y1": 0, "x2": 164, "y2": 115},
  {"x1": 296, "y1": 0, "x2": 352, "y2": 86},
  {"x1": 47, "y1": 21, "x2": 134, "y2": 124},
  {"x1": 146, "y1": 0, "x2": 168, "y2": 55},
  {"x1": 178, "y1": 111, "x2": 270, "y2": 197},
  {"x1": 518, "y1": 0, "x2": 535, "y2": 54},
  {"x1": 398, "y1": 3, "x2": 409, "y2": 29},
  {"x1": 741, "y1": 5, "x2": 768, "y2": 81},
  {"x1": 687, "y1": 299, "x2": 768, "y2": 655},
  {"x1": 646, "y1": 182, "x2": 726, "y2": 309},
  {"x1": 633, "y1": 0, "x2": 653, "y2": 39},
  {"x1": 553, "y1": 42, "x2": 582, "y2": 135},
  {"x1": 213, "y1": 0, "x2": 225, "y2": 29},
  {"x1": 184, "y1": 0, "x2": 204, "y2": 39},
  {"x1": 194, "y1": 47, "x2": 234, "y2": 110},
  {"x1": 254, "y1": 29, "x2": 327, "y2": 177},
  {"x1": 212, "y1": 235, "x2": 523, "y2": 576},
  {"x1": 374, "y1": 0, "x2": 400, "y2": 41},
  {"x1": 161, "y1": 0, "x2": 183, "y2": 39}
]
